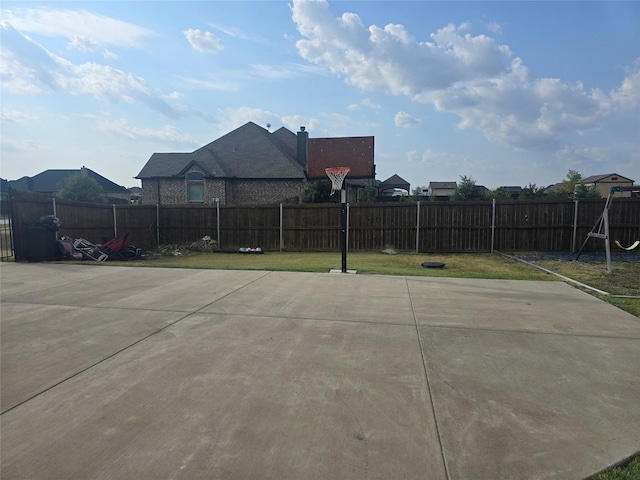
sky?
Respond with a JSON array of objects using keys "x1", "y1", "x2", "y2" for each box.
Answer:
[{"x1": 1, "y1": 1, "x2": 639, "y2": 191}]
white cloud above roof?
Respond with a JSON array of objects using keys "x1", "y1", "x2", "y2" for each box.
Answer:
[
  {"x1": 1, "y1": 7, "x2": 154, "y2": 47},
  {"x1": 290, "y1": 0, "x2": 624, "y2": 152},
  {"x1": 184, "y1": 28, "x2": 224, "y2": 54}
]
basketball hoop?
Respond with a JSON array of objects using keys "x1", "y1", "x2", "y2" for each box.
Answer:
[{"x1": 325, "y1": 167, "x2": 350, "y2": 195}]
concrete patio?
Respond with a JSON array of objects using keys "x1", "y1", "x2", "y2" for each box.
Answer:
[{"x1": 1, "y1": 262, "x2": 638, "y2": 479}]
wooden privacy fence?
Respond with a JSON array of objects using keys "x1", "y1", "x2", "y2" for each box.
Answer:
[{"x1": 8, "y1": 190, "x2": 640, "y2": 260}]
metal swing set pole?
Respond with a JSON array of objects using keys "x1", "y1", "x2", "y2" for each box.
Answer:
[{"x1": 574, "y1": 187, "x2": 623, "y2": 274}]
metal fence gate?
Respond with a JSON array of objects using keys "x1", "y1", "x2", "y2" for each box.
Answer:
[{"x1": 1, "y1": 186, "x2": 15, "y2": 261}]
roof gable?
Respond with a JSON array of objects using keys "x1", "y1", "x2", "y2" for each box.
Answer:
[
  {"x1": 379, "y1": 174, "x2": 410, "y2": 191},
  {"x1": 9, "y1": 168, "x2": 128, "y2": 193},
  {"x1": 582, "y1": 173, "x2": 634, "y2": 184},
  {"x1": 137, "y1": 122, "x2": 304, "y2": 180}
]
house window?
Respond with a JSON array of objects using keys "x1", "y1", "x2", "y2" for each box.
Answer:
[{"x1": 187, "y1": 172, "x2": 204, "y2": 202}]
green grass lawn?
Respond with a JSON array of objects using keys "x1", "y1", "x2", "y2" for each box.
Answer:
[
  {"x1": 106, "y1": 251, "x2": 553, "y2": 280},
  {"x1": 590, "y1": 455, "x2": 640, "y2": 480},
  {"x1": 89, "y1": 249, "x2": 640, "y2": 318}
]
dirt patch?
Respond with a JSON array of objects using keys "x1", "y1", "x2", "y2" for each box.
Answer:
[
  {"x1": 154, "y1": 236, "x2": 219, "y2": 256},
  {"x1": 505, "y1": 251, "x2": 640, "y2": 297},
  {"x1": 513, "y1": 251, "x2": 640, "y2": 265}
]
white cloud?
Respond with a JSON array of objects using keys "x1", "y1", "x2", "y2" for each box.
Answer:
[
  {"x1": 486, "y1": 22, "x2": 502, "y2": 35},
  {"x1": 249, "y1": 62, "x2": 326, "y2": 80},
  {"x1": 1, "y1": 24, "x2": 180, "y2": 118},
  {"x1": 361, "y1": 98, "x2": 381, "y2": 109},
  {"x1": 290, "y1": 0, "x2": 620, "y2": 153},
  {"x1": 184, "y1": 28, "x2": 224, "y2": 54},
  {"x1": 98, "y1": 119, "x2": 197, "y2": 145},
  {"x1": 217, "y1": 107, "x2": 282, "y2": 134},
  {"x1": 0, "y1": 108, "x2": 32, "y2": 122},
  {"x1": 611, "y1": 60, "x2": 640, "y2": 108},
  {"x1": 68, "y1": 36, "x2": 117, "y2": 60},
  {"x1": 348, "y1": 98, "x2": 381, "y2": 110},
  {"x1": 394, "y1": 111, "x2": 421, "y2": 128},
  {"x1": 1, "y1": 7, "x2": 154, "y2": 47},
  {"x1": 175, "y1": 75, "x2": 239, "y2": 92},
  {"x1": 281, "y1": 114, "x2": 321, "y2": 134}
]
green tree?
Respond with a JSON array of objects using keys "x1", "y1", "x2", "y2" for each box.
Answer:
[
  {"x1": 450, "y1": 175, "x2": 485, "y2": 201},
  {"x1": 519, "y1": 183, "x2": 546, "y2": 200},
  {"x1": 547, "y1": 170, "x2": 601, "y2": 199},
  {"x1": 359, "y1": 186, "x2": 379, "y2": 203},
  {"x1": 408, "y1": 186, "x2": 426, "y2": 201},
  {"x1": 57, "y1": 173, "x2": 105, "y2": 203},
  {"x1": 574, "y1": 183, "x2": 601, "y2": 198},
  {"x1": 486, "y1": 187, "x2": 511, "y2": 200},
  {"x1": 300, "y1": 179, "x2": 337, "y2": 203}
]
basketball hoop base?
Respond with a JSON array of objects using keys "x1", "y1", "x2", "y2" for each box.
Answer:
[{"x1": 329, "y1": 269, "x2": 357, "y2": 274}]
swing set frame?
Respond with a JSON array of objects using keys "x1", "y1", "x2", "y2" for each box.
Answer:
[{"x1": 574, "y1": 186, "x2": 639, "y2": 273}]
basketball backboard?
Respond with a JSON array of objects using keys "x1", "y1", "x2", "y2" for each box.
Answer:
[{"x1": 306, "y1": 136, "x2": 375, "y2": 180}]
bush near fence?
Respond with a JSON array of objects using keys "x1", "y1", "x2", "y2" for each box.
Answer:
[{"x1": 8, "y1": 190, "x2": 640, "y2": 260}]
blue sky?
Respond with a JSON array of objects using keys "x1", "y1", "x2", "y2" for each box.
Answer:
[{"x1": 2, "y1": 1, "x2": 639, "y2": 191}]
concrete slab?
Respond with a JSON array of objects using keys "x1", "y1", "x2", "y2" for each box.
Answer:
[
  {"x1": 3, "y1": 265, "x2": 269, "y2": 311},
  {"x1": 1, "y1": 313, "x2": 445, "y2": 480},
  {"x1": 409, "y1": 277, "x2": 640, "y2": 337},
  {"x1": 1, "y1": 262, "x2": 639, "y2": 479},
  {"x1": 1, "y1": 302, "x2": 185, "y2": 411},
  {"x1": 420, "y1": 326, "x2": 640, "y2": 480}
]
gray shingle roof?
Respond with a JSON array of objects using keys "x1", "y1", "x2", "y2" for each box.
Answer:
[
  {"x1": 582, "y1": 173, "x2": 634, "y2": 183},
  {"x1": 379, "y1": 174, "x2": 410, "y2": 190},
  {"x1": 9, "y1": 168, "x2": 128, "y2": 193},
  {"x1": 136, "y1": 122, "x2": 305, "y2": 180}
]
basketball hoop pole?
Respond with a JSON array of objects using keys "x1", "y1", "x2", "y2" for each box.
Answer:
[
  {"x1": 326, "y1": 167, "x2": 350, "y2": 273},
  {"x1": 340, "y1": 187, "x2": 347, "y2": 273}
]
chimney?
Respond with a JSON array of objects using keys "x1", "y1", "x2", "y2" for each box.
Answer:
[{"x1": 297, "y1": 126, "x2": 308, "y2": 167}]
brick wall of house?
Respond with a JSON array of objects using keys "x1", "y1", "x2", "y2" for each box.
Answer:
[
  {"x1": 229, "y1": 179, "x2": 303, "y2": 205},
  {"x1": 142, "y1": 178, "x2": 300, "y2": 205},
  {"x1": 140, "y1": 179, "x2": 159, "y2": 204},
  {"x1": 141, "y1": 179, "x2": 186, "y2": 204}
]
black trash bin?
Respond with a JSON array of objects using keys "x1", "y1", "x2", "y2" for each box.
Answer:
[{"x1": 25, "y1": 225, "x2": 58, "y2": 262}]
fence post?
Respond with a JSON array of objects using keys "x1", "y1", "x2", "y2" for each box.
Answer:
[
  {"x1": 415, "y1": 201, "x2": 420, "y2": 253},
  {"x1": 279, "y1": 203, "x2": 283, "y2": 252},
  {"x1": 346, "y1": 203, "x2": 350, "y2": 254},
  {"x1": 572, "y1": 199, "x2": 579, "y2": 253},
  {"x1": 491, "y1": 199, "x2": 496, "y2": 253},
  {"x1": 156, "y1": 204, "x2": 160, "y2": 245},
  {"x1": 52, "y1": 196, "x2": 58, "y2": 240},
  {"x1": 216, "y1": 199, "x2": 221, "y2": 250},
  {"x1": 112, "y1": 204, "x2": 117, "y2": 238}
]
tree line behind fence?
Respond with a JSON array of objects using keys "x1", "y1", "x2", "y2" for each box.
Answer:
[{"x1": 8, "y1": 190, "x2": 640, "y2": 260}]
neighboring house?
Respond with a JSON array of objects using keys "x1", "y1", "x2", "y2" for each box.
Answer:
[
  {"x1": 428, "y1": 181, "x2": 457, "y2": 201},
  {"x1": 500, "y1": 186, "x2": 522, "y2": 199},
  {"x1": 137, "y1": 122, "x2": 306, "y2": 205},
  {"x1": 137, "y1": 122, "x2": 377, "y2": 205},
  {"x1": 378, "y1": 174, "x2": 410, "y2": 197},
  {"x1": 128, "y1": 186, "x2": 142, "y2": 203},
  {"x1": 544, "y1": 183, "x2": 562, "y2": 195},
  {"x1": 9, "y1": 167, "x2": 130, "y2": 202},
  {"x1": 582, "y1": 173, "x2": 635, "y2": 198},
  {"x1": 476, "y1": 185, "x2": 489, "y2": 197}
]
